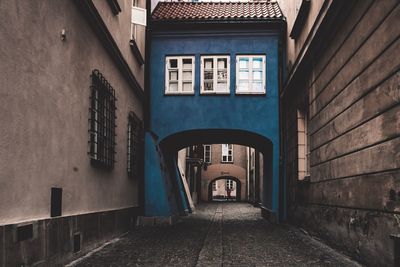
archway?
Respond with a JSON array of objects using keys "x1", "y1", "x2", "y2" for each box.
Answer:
[
  {"x1": 208, "y1": 176, "x2": 242, "y2": 202},
  {"x1": 146, "y1": 128, "x2": 281, "y2": 222}
]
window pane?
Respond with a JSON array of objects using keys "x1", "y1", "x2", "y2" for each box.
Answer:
[
  {"x1": 204, "y1": 70, "x2": 213, "y2": 80},
  {"x1": 169, "y1": 82, "x2": 178, "y2": 91},
  {"x1": 204, "y1": 58, "x2": 213, "y2": 69},
  {"x1": 217, "y1": 58, "x2": 227, "y2": 69},
  {"x1": 204, "y1": 81, "x2": 213, "y2": 91},
  {"x1": 239, "y1": 70, "x2": 248, "y2": 80},
  {"x1": 183, "y1": 71, "x2": 192, "y2": 81},
  {"x1": 169, "y1": 70, "x2": 178, "y2": 81},
  {"x1": 252, "y1": 58, "x2": 263, "y2": 69},
  {"x1": 216, "y1": 82, "x2": 227, "y2": 91},
  {"x1": 253, "y1": 70, "x2": 262, "y2": 80},
  {"x1": 237, "y1": 81, "x2": 248, "y2": 91},
  {"x1": 252, "y1": 82, "x2": 263, "y2": 92},
  {"x1": 169, "y1": 59, "x2": 177, "y2": 68},
  {"x1": 239, "y1": 58, "x2": 249, "y2": 69},
  {"x1": 217, "y1": 70, "x2": 227, "y2": 81},
  {"x1": 182, "y1": 59, "x2": 192, "y2": 69},
  {"x1": 182, "y1": 82, "x2": 192, "y2": 92}
]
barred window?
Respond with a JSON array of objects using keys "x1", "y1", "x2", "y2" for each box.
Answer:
[
  {"x1": 127, "y1": 112, "x2": 144, "y2": 178},
  {"x1": 88, "y1": 70, "x2": 117, "y2": 169}
]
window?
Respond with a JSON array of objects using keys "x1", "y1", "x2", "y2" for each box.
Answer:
[
  {"x1": 236, "y1": 55, "x2": 266, "y2": 94},
  {"x1": 127, "y1": 112, "x2": 144, "y2": 178},
  {"x1": 221, "y1": 144, "x2": 233, "y2": 162},
  {"x1": 212, "y1": 181, "x2": 217, "y2": 191},
  {"x1": 201, "y1": 56, "x2": 230, "y2": 94},
  {"x1": 88, "y1": 70, "x2": 117, "y2": 169},
  {"x1": 297, "y1": 109, "x2": 310, "y2": 180},
  {"x1": 250, "y1": 149, "x2": 255, "y2": 170},
  {"x1": 226, "y1": 179, "x2": 234, "y2": 190},
  {"x1": 131, "y1": 0, "x2": 146, "y2": 41},
  {"x1": 165, "y1": 56, "x2": 195, "y2": 94},
  {"x1": 204, "y1": 145, "x2": 211, "y2": 163}
]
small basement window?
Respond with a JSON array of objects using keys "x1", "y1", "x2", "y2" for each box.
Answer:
[
  {"x1": 73, "y1": 233, "x2": 82, "y2": 253},
  {"x1": 236, "y1": 55, "x2": 266, "y2": 94},
  {"x1": 88, "y1": 70, "x2": 117, "y2": 169},
  {"x1": 201, "y1": 55, "x2": 230, "y2": 94},
  {"x1": 165, "y1": 56, "x2": 195, "y2": 94},
  {"x1": 17, "y1": 224, "x2": 33, "y2": 242}
]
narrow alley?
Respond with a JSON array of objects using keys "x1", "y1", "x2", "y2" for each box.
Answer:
[{"x1": 72, "y1": 203, "x2": 359, "y2": 267}]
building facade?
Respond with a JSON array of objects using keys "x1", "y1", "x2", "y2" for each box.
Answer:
[
  {"x1": 200, "y1": 144, "x2": 248, "y2": 202},
  {"x1": 280, "y1": 0, "x2": 400, "y2": 265},
  {"x1": 0, "y1": 0, "x2": 146, "y2": 265},
  {"x1": 146, "y1": 1, "x2": 285, "y2": 222}
]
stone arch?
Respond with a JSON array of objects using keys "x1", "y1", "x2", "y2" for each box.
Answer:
[
  {"x1": 207, "y1": 176, "x2": 243, "y2": 202},
  {"x1": 201, "y1": 164, "x2": 246, "y2": 201},
  {"x1": 147, "y1": 128, "x2": 279, "y2": 221}
]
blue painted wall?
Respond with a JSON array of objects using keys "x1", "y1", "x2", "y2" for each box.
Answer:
[{"x1": 147, "y1": 29, "x2": 281, "y2": 219}]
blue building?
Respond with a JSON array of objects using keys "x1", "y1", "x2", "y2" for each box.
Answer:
[{"x1": 146, "y1": 1, "x2": 285, "y2": 222}]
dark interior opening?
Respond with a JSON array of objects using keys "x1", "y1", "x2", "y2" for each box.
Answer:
[
  {"x1": 17, "y1": 224, "x2": 33, "y2": 241},
  {"x1": 51, "y1": 187, "x2": 62, "y2": 217},
  {"x1": 73, "y1": 233, "x2": 82, "y2": 253}
]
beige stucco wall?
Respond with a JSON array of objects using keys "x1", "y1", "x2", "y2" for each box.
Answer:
[
  {"x1": 94, "y1": 0, "x2": 146, "y2": 88},
  {"x1": 0, "y1": 0, "x2": 143, "y2": 225},
  {"x1": 208, "y1": 144, "x2": 247, "y2": 167},
  {"x1": 277, "y1": 0, "x2": 327, "y2": 74},
  {"x1": 201, "y1": 164, "x2": 246, "y2": 201}
]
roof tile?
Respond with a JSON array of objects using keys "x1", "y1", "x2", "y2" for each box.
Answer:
[{"x1": 152, "y1": 1, "x2": 283, "y2": 22}]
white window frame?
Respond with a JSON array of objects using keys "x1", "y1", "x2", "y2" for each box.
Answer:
[
  {"x1": 297, "y1": 109, "x2": 310, "y2": 180},
  {"x1": 236, "y1": 55, "x2": 266, "y2": 94},
  {"x1": 226, "y1": 179, "x2": 234, "y2": 190},
  {"x1": 165, "y1": 56, "x2": 195, "y2": 95},
  {"x1": 221, "y1": 144, "x2": 233, "y2": 163},
  {"x1": 204, "y1": 145, "x2": 212, "y2": 163},
  {"x1": 200, "y1": 55, "x2": 230, "y2": 94},
  {"x1": 131, "y1": 0, "x2": 146, "y2": 41}
]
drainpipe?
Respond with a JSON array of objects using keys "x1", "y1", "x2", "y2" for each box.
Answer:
[
  {"x1": 142, "y1": 0, "x2": 151, "y2": 216},
  {"x1": 278, "y1": 18, "x2": 288, "y2": 222}
]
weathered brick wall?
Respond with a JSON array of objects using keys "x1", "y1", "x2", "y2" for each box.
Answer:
[{"x1": 284, "y1": 1, "x2": 400, "y2": 266}]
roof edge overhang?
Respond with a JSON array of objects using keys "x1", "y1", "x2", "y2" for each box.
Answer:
[{"x1": 151, "y1": 18, "x2": 285, "y2": 31}]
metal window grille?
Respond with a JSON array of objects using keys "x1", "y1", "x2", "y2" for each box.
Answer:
[
  {"x1": 127, "y1": 112, "x2": 144, "y2": 178},
  {"x1": 88, "y1": 70, "x2": 117, "y2": 169}
]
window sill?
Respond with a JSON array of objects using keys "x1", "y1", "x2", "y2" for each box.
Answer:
[
  {"x1": 164, "y1": 91, "x2": 195, "y2": 96},
  {"x1": 235, "y1": 91, "x2": 266, "y2": 95},
  {"x1": 129, "y1": 39, "x2": 145, "y2": 66},
  {"x1": 221, "y1": 161, "x2": 234, "y2": 164},
  {"x1": 200, "y1": 91, "x2": 230, "y2": 95}
]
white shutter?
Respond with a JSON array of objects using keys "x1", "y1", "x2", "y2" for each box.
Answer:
[{"x1": 131, "y1": 7, "x2": 147, "y2": 26}]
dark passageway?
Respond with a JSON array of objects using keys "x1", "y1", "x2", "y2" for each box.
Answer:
[{"x1": 73, "y1": 203, "x2": 359, "y2": 267}]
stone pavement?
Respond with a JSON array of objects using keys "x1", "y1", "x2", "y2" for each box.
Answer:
[{"x1": 72, "y1": 203, "x2": 361, "y2": 267}]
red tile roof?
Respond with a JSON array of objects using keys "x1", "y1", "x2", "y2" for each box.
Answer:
[{"x1": 152, "y1": 1, "x2": 283, "y2": 22}]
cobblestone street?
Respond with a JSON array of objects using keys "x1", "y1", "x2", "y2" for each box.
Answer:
[{"x1": 73, "y1": 203, "x2": 360, "y2": 267}]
